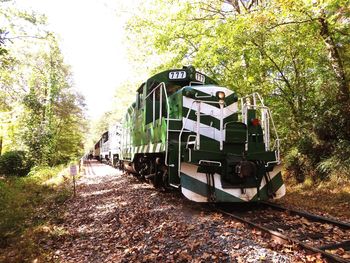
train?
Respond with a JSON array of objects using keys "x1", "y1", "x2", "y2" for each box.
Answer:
[
  {"x1": 92, "y1": 66, "x2": 285, "y2": 203},
  {"x1": 93, "y1": 123, "x2": 122, "y2": 165}
]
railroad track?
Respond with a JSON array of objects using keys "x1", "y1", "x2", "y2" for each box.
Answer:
[{"x1": 215, "y1": 202, "x2": 350, "y2": 263}]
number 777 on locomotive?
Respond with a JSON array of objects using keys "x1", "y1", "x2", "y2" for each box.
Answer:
[{"x1": 119, "y1": 66, "x2": 285, "y2": 203}]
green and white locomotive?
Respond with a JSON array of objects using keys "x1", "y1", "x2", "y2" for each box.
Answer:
[{"x1": 120, "y1": 66, "x2": 285, "y2": 202}]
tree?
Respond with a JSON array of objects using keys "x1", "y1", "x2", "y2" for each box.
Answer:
[
  {"x1": 20, "y1": 36, "x2": 87, "y2": 165},
  {"x1": 0, "y1": 2, "x2": 88, "y2": 167},
  {"x1": 126, "y1": 0, "x2": 350, "y2": 181}
]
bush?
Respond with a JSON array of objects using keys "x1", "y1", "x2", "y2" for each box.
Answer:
[
  {"x1": 284, "y1": 136, "x2": 350, "y2": 184},
  {"x1": 284, "y1": 148, "x2": 305, "y2": 183},
  {"x1": 317, "y1": 140, "x2": 350, "y2": 182},
  {"x1": 27, "y1": 165, "x2": 64, "y2": 182},
  {"x1": 0, "y1": 151, "x2": 33, "y2": 177},
  {"x1": 0, "y1": 164, "x2": 72, "y2": 261}
]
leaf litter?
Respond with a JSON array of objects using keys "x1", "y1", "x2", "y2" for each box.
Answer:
[{"x1": 46, "y1": 161, "x2": 326, "y2": 262}]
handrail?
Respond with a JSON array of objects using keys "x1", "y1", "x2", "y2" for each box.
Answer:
[
  {"x1": 120, "y1": 83, "x2": 173, "y2": 165},
  {"x1": 186, "y1": 135, "x2": 198, "y2": 162},
  {"x1": 178, "y1": 99, "x2": 225, "y2": 177},
  {"x1": 178, "y1": 100, "x2": 196, "y2": 177},
  {"x1": 240, "y1": 92, "x2": 280, "y2": 164},
  {"x1": 266, "y1": 138, "x2": 281, "y2": 166},
  {"x1": 240, "y1": 92, "x2": 265, "y2": 106},
  {"x1": 186, "y1": 135, "x2": 197, "y2": 148},
  {"x1": 155, "y1": 82, "x2": 172, "y2": 167},
  {"x1": 189, "y1": 81, "x2": 204, "y2": 86},
  {"x1": 195, "y1": 92, "x2": 213, "y2": 99}
]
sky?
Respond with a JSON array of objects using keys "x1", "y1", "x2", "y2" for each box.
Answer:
[{"x1": 16, "y1": 0, "x2": 138, "y2": 120}]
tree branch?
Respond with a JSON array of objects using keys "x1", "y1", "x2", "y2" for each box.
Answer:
[
  {"x1": 267, "y1": 19, "x2": 317, "y2": 30},
  {"x1": 251, "y1": 40, "x2": 292, "y2": 89}
]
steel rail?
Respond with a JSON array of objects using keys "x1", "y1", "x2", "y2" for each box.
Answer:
[
  {"x1": 319, "y1": 241, "x2": 350, "y2": 251},
  {"x1": 216, "y1": 207, "x2": 350, "y2": 263},
  {"x1": 261, "y1": 201, "x2": 350, "y2": 229}
]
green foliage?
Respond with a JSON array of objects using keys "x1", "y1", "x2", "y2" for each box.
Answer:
[
  {"x1": 316, "y1": 140, "x2": 350, "y2": 180},
  {"x1": 0, "y1": 4, "x2": 87, "y2": 166},
  {"x1": 127, "y1": 0, "x2": 350, "y2": 183},
  {"x1": 27, "y1": 165, "x2": 61, "y2": 180},
  {"x1": 0, "y1": 165, "x2": 71, "y2": 258},
  {"x1": 18, "y1": 36, "x2": 87, "y2": 166},
  {"x1": 284, "y1": 148, "x2": 306, "y2": 183},
  {"x1": 0, "y1": 150, "x2": 32, "y2": 176}
]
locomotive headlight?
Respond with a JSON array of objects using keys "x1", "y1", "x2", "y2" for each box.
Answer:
[{"x1": 216, "y1": 91, "x2": 226, "y2": 100}]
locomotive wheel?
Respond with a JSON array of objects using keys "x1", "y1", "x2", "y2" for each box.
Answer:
[
  {"x1": 132, "y1": 156, "x2": 142, "y2": 174},
  {"x1": 152, "y1": 168, "x2": 163, "y2": 189},
  {"x1": 149, "y1": 157, "x2": 167, "y2": 190},
  {"x1": 144, "y1": 159, "x2": 155, "y2": 184},
  {"x1": 131, "y1": 154, "x2": 169, "y2": 190},
  {"x1": 161, "y1": 169, "x2": 170, "y2": 191},
  {"x1": 132, "y1": 155, "x2": 148, "y2": 181}
]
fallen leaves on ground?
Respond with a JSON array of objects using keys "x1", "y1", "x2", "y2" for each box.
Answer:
[{"x1": 41, "y1": 161, "x2": 323, "y2": 262}]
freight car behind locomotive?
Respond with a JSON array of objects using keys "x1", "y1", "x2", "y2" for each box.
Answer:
[
  {"x1": 93, "y1": 123, "x2": 122, "y2": 165},
  {"x1": 93, "y1": 139, "x2": 101, "y2": 161},
  {"x1": 108, "y1": 123, "x2": 122, "y2": 167}
]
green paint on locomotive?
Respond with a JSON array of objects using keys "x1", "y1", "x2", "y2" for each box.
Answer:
[
  {"x1": 121, "y1": 66, "x2": 217, "y2": 162},
  {"x1": 120, "y1": 66, "x2": 285, "y2": 202}
]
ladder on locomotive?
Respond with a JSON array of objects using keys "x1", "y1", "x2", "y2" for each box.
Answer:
[{"x1": 240, "y1": 93, "x2": 281, "y2": 166}]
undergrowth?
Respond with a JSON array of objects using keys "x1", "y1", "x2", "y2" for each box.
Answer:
[
  {"x1": 281, "y1": 170, "x2": 350, "y2": 220},
  {"x1": 0, "y1": 165, "x2": 73, "y2": 262}
]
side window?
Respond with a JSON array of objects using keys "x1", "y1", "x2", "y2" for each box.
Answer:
[
  {"x1": 137, "y1": 92, "x2": 143, "y2": 109},
  {"x1": 166, "y1": 83, "x2": 181, "y2": 96},
  {"x1": 150, "y1": 82, "x2": 161, "y2": 100},
  {"x1": 136, "y1": 84, "x2": 145, "y2": 110},
  {"x1": 102, "y1": 132, "x2": 108, "y2": 143},
  {"x1": 145, "y1": 81, "x2": 161, "y2": 125}
]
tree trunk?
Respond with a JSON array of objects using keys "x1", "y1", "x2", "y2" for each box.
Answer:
[
  {"x1": 225, "y1": 0, "x2": 241, "y2": 13},
  {"x1": 318, "y1": 15, "x2": 349, "y2": 102},
  {"x1": 0, "y1": 136, "x2": 2, "y2": 155}
]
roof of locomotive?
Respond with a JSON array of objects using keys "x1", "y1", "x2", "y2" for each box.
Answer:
[
  {"x1": 126, "y1": 66, "x2": 222, "y2": 114},
  {"x1": 145, "y1": 66, "x2": 218, "y2": 89}
]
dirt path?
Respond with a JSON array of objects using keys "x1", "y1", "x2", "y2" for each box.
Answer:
[
  {"x1": 53, "y1": 161, "x2": 124, "y2": 262},
  {"x1": 52, "y1": 161, "x2": 311, "y2": 262}
]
